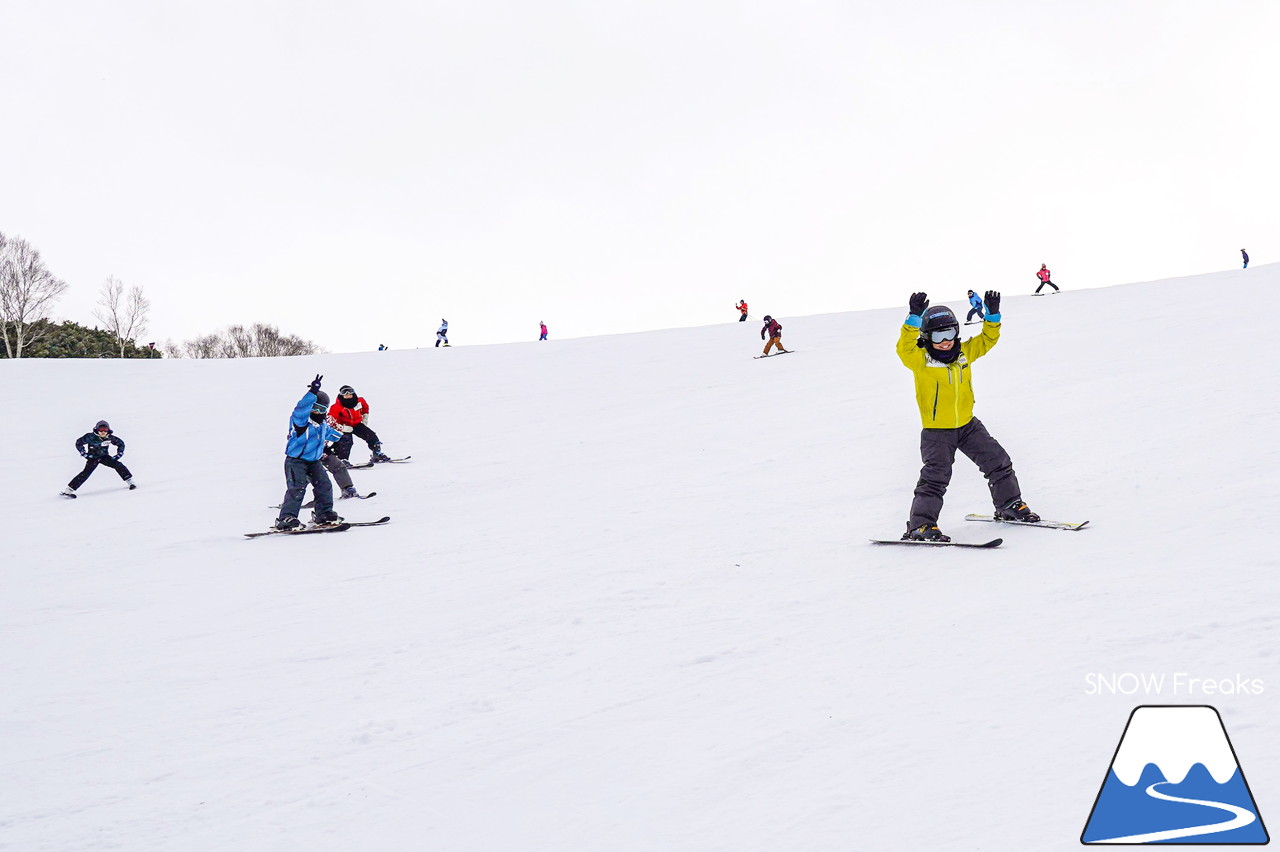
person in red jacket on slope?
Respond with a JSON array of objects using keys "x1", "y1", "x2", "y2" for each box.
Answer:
[
  {"x1": 328, "y1": 385, "x2": 392, "y2": 465},
  {"x1": 1035, "y1": 264, "x2": 1059, "y2": 294}
]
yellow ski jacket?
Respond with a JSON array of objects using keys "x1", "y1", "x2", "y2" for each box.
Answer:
[{"x1": 896, "y1": 319, "x2": 1000, "y2": 428}]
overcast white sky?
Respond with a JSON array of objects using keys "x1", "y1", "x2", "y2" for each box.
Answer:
[{"x1": 2, "y1": 0, "x2": 1276, "y2": 350}]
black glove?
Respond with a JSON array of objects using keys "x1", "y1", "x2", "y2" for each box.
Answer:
[
  {"x1": 81, "y1": 452, "x2": 90, "y2": 458},
  {"x1": 984, "y1": 290, "x2": 1001, "y2": 314},
  {"x1": 308, "y1": 374, "x2": 323, "y2": 394},
  {"x1": 909, "y1": 292, "x2": 929, "y2": 316}
]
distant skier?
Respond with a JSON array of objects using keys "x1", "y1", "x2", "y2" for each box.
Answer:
[
  {"x1": 436, "y1": 319, "x2": 449, "y2": 347},
  {"x1": 329, "y1": 385, "x2": 391, "y2": 465},
  {"x1": 378, "y1": 344, "x2": 387, "y2": 351},
  {"x1": 273, "y1": 375, "x2": 344, "y2": 532},
  {"x1": 60, "y1": 420, "x2": 135, "y2": 498},
  {"x1": 1035, "y1": 264, "x2": 1059, "y2": 294},
  {"x1": 966, "y1": 290, "x2": 985, "y2": 322},
  {"x1": 1242, "y1": 249, "x2": 1249, "y2": 269},
  {"x1": 540, "y1": 321, "x2": 548, "y2": 341},
  {"x1": 760, "y1": 315, "x2": 790, "y2": 355},
  {"x1": 736, "y1": 300, "x2": 749, "y2": 322},
  {"x1": 896, "y1": 292, "x2": 1039, "y2": 541}
]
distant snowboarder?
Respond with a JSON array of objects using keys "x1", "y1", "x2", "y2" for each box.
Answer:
[
  {"x1": 760, "y1": 315, "x2": 790, "y2": 355},
  {"x1": 1242, "y1": 249, "x2": 1249, "y2": 269},
  {"x1": 896, "y1": 292, "x2": 1039, "y2": 541},
  {"x1": 539, "y1": 321, "x2": 548, "y2": 341},
  {"x1": 736, "y1": 300, "x2": 749, "y2": 322},
  {"x1": 329, "y1": 385, "x2": 391, "y2": 465},
  {"x1": 966, "y1": 290, "x2": 985, "y2": 322},
  {"x1": 378, "y1": 344, "x2": 388, "y2": 351},
  {"x1": 436, "y1": 320, "x2": 449, "y2": 347},
  {"x1": 1035, "y1": 264, "x2": 1059, "y2": 294},
  {"x1": 60, "y1": 420, "x2": 135, "y2": 497},
  {"x1": 273, "y1": 375, "x2": 344, "y2": 532}
]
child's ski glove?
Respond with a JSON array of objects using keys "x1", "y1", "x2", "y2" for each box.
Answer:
[
  {"x1": 983, "y1": 290, "x2": 1001, "y2": 314},
  {"x1": 908, "y1": 292, "x2": 929, "y2": 316},
  {"x1": 308, "y1": 374, "x2": 323, "y2": 394}
]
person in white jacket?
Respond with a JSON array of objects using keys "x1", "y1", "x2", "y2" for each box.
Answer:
[{"x1": 436, "y1": 319, "x2": 449, "y2": 347}]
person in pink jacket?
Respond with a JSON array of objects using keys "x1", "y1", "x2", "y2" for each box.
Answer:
[{"x1": 1035, "y1": 264, "x2": 1059, "y2": 294}]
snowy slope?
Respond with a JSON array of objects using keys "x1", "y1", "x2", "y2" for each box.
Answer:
[{"x1": 4, "y1": 266, "x2": 1278, "y2": 851}]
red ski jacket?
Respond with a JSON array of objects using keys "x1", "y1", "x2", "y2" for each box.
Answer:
[
  {"x1": 1037, "y1": 266, "x2": 1052, "y2": 282},
  {"x1": 328, "y1": 397, "x2": 370, "y2": 429}
]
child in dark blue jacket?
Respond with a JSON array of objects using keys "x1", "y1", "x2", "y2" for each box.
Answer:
[
  {"x1": 60, "y1": 420, "x2": 135, "y2": 497},
  {"x1": 273, "y1": 375, "x2": 344, "y2": 531}
]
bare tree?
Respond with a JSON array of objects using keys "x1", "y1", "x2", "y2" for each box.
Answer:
[
  {"x1": 179, "y1": 323, "x2": 322, "y2": 358},
  {"x1": 92, "y1": 275, "x2": 152, "y2": 358},
  {"x1": 0, "y1": 233, "x2": 70, "y2": 358}
]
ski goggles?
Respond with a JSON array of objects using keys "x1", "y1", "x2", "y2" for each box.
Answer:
[{"x1": 927, "y1": 327, "x2": 958, "y2": 343}]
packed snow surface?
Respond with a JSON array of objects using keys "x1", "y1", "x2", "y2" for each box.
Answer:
[{"x1": 4, "y1": 266, "x2": 1278, "y2": 850}]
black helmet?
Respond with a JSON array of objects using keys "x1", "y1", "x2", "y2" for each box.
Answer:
[
  {"x1": 339, "y1": 385, "x2": 355, "y2": 396},
  {"x1": 918, "y1": 306, "x2": 961, "y2": 363},
  {"x1": 311, "y1": 390, "x2": 330, "y2": 415},
  {"x1": 94, "y1": 420, "x2": 111, "y2": 432},
  {"x1": 921, "y1": 305, "x2": 958, "y2": 333},
  {"x1": 763, "y1": 315, "x2": 772, "y2": 323}
]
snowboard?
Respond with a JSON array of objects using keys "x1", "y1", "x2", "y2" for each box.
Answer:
[
  {"x1": 246, "y1": 523, "x2": 351, "y2": 539},
  {"x1": 753, "y1": 351, "x2": 795, "y2": 359},
  {"x1": 870, "y1": 537, "x2": 1002, "y2": 549},
  {"x1": 965, "y1": 514, "x2": 1089, "y2": 531}
]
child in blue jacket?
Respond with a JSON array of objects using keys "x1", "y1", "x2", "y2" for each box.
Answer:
[
  {"x1": 966, "y1": 290, "x2": 985, "y2": 322},
  {"x1": 273, "y1": 375, "x2": 344, "y2": 531}
]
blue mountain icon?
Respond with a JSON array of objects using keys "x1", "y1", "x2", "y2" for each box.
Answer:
[{"x1": 1082, "y1": 706, "x2": 1268, "y2": 844}]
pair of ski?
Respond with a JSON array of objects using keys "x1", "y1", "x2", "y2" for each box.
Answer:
[
  {"x1": 268, "y1": 492, "x2": 377, "y2": 510},
  {"x1": 345, "y1": 455, "x2": 412, "y2": 470},
  {"x1": 245, "y1": 516, "x2": 391, "y2": 539},
  {"x1": 753, "y1": 351, "x2": 795, "y2": 359},
  {"x1": 871, "y1": 514, "x2": 1089, "y2": 548}
]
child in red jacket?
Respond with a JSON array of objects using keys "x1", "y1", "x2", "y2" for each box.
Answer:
[{"x1": 328, "y1": 385, "x2": 391, "y2": 465}]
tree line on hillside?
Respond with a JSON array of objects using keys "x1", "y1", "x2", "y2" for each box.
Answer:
[{"x1": 0, "y1": 229, "x2": 322, "y2": 359}]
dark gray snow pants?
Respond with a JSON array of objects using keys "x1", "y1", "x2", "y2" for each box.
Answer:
[
  {"x1": 907, "y1": 418, "x2": 1023, "y2": 531},
  {"x1": 278, "y1": 457, "x2": 334, "y2": 521}
]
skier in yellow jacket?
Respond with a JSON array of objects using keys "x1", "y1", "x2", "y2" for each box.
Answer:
[{"x1": 896, "y1": 290, "x2": 1039, "y2": 541}]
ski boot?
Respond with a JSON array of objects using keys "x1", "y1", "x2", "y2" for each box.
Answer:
[
  {"x1": 369, "y1": 443, "x2": 392, "y2": 464},
  {"x1": 995, "y1": 500, "x2": 1041, "y2": 523},
  {"x1": 339, "y1": 485, "x2": 360, "y2": 500},
  {"x1": 339, "y1": 459, "x2": 355, "y2": 469},
  {"x1": 311, "y1": 510, "x2": 344, "y2": 527},
  {"x1": 125, "y1": 478, "x2": 137, "y2": 490},
  {"x1": 903, "y1": 524, "x2": 951, "y2": 542},
  {"x1": 274, "y1": 516, "x2": 302, "y2": 532},
  {"x1": 59, "y1": 486, "x2": 77, "y2": 499}
]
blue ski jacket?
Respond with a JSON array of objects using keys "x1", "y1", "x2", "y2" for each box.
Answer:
[
  {"x1": 284, "y1": 392, "x2": 342, "y2": 461},
  {"x1": 968, "y1": 291, "x2": 984, "y2": 312}
]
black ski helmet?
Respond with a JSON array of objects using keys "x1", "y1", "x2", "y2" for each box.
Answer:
[
  {"x1": 311, "y1": 390, "x2": 330, "y2": 416},
  {"x1": 918, "y1": 305, "x2": 961, "y2": 363},
  {"x1": 763, "y1": 315, "x2": 772, "y2": 323},
  {"x1": 339, "y1": 385, "x2": 355, "y2": 396},
  {"x1": 94, "y1": 420, "x2": 111, "y2": 432}
]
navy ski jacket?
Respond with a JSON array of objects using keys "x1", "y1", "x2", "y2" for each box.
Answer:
[{"x1": 76, "y1": 431, "x2": 125, "y2": 459}]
